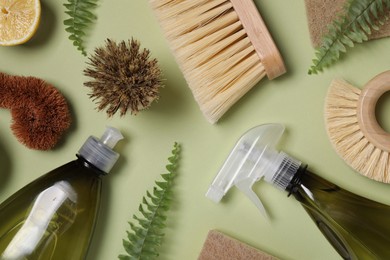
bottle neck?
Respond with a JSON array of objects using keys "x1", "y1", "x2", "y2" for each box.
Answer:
[
  {"x1": 78, "y1": 135, "x2": 120, "y2": 174},
  {"x1": 264, "y1": 152, "x2": 303, "y2": 192},
  {"x1": 285, "y1": 164, "x2": 308, "y2": 196},
  {"x1": 76, "y1": 154, "x2": 107, "y2": 176}
]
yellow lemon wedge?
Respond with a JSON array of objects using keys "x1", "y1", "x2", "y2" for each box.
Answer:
[{"x1": 0, "y1": 0, "x2": 41, "y2": 46}]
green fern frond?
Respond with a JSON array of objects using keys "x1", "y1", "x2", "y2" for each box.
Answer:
[
  {"x1": 309, "y1": 0, "x2": 390, "y2": 74},
  {"x1": 63, "y1": 0, "x2": 98, "y2": 56},
  {"x1": 119, "y1": 142, "x2": 180, "y2": 260}
]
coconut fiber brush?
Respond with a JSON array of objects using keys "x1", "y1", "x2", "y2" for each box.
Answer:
[
  {"x1": 0, "y1": 72, "x2": 71, "y2": 150},
  {"x1": 149, "y1": 0, "x2": 286, "y2": 123},
  {"x1": 325, "y1": 71, "x2": 390, "y2": 183}
]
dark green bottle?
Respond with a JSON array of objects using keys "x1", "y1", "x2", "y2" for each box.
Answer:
[
  {"x1": 288, "y1": 168, "x2": 390, "y2": 259},
  {"x1": 0, "y1": 127, "x2": 123, "y2": 260},
  {"x1": 207, "y1": 124, "x2": 390, "y2": 259}
]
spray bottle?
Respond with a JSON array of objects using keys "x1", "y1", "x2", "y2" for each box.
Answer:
[
  {"x1": 0, "y1": 126, "x2": 123, "y2": 260},
  {"x1": 206, "y1": 123, "x2": 390, "y2": 259}
]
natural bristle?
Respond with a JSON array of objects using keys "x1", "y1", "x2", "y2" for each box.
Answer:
[
  {"x1": 325, "y1": 79, "x2": 390, "y2": 183},
  {"x1": 150, "y1": 0, "x2": 284, "y2": 123},
  {"x1": 84, "y1": 39, "x2": 163, "y2": 117},
  {"x1": 0, "y1": 73, "x2": 71, "y2": 150}
]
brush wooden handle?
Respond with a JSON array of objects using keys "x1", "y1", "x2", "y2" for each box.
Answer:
[
  {"x1": 230, "y1": 0, "x2": 286, "y2": 80},
  {"x1": 357, "y1": 71, "x2": 390, "y2": 153}
]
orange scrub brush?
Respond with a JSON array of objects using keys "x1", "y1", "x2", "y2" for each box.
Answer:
[
  {"x1": 325, "y1": 71, "x2": 390, "y2": 183},
  {"x1": 0, "y1": 72, "x2": 71, "y2": 150},
  {"x1": 149, "y1": 0, "x2": 286, "y2": 123}
]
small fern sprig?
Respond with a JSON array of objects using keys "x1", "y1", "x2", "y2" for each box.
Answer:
[
  {"x1": 309, "y1": 0, "x2": 390, "y2": 74},
  {"x1": 119, "y1": 142, "x2": 180, "y2": 260},
  {"x1": 63, "y1": 0, "x2": 98, "y2": 56}
]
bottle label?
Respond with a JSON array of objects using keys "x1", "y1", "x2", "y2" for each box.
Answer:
[{"x1": 1, "y1": 181, "x2": 77, "y2": 259}]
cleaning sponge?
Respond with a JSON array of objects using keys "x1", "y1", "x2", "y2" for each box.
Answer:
[
  {"x1": 198, "y1": 230, "x2": 277, "y2": 260},
  {"x1": 304, "y1": 0, "x2": 390, "y2": 47}
]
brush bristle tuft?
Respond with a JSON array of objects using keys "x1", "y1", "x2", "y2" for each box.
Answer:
[
  {"x1": 325, "y1": 79, "x2": 390, "y2": 183},
  {"x1": 0, "y1": 73, "x2": 71, "y2": 150},
  {"x1": 150, "y1": 0, "x2": 270, "y2": 123}
]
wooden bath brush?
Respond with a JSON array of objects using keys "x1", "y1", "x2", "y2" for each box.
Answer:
[
  {"x1": 0, "y1": 72, "x2": 71, "y2": 150},
  {"x1": 325, "y1": 71, "x2": 390, "y2": 182}
]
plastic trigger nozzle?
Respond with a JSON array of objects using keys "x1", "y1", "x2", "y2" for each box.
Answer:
[{"x1": 206, "y1": 124, "x2": 301, "y2": 218}]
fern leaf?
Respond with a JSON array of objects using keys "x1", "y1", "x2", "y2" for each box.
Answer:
[
  {"x1": 308, "y1": 0, "x2": 390, "y2": 74},
  {"x1": 119, "y1": 142, "x2": 180, "y2": 260},
  {"x1": 63, "y1": 0, "x2": 98, "y2": 56}
]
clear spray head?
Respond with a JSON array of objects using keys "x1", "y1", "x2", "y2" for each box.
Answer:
[
  {"x1": 206, "y1": 124, "x2": 301, "y2": 217},
  {"x1": 78, "y1": 126, "x2": 124, "y2": 173}
]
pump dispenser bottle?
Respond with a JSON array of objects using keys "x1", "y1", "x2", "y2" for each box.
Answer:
[
  {"x1": 207, "y1": 124, "x2": 390, "y2": 259},
  {"x1": 0, "y1": 127, "x2": 123, "y2": 260}
]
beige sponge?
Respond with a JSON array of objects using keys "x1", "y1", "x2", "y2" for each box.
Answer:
[
  {"x1": 304, "y1": 0, "x2": 390, "y2": 47},
  {"x1": 198, "y1": 230, "x2": 277, "y2": 260}
]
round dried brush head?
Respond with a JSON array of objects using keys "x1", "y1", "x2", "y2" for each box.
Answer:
[
  {"x1": 84, "y1": 38, "x2": 163, "y2": 117},
  {"x1": 2, "y1": 75, "x2": 72, "y2": 150}
]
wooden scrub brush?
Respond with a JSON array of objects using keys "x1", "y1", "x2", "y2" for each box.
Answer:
[
  {"x1": 325, "y1": 71, "x2": 390, "y2": 182},
  {"x1": 149, "y1": 0, "x2": 286, "y2": 123},
  {"x1": 0, "y1": 72, "x2": 71, "y2": 150}
]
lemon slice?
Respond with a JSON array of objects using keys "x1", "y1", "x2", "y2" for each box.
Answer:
[{"x1": 0, "y1": 0, "x2": 41, "y2": 46}]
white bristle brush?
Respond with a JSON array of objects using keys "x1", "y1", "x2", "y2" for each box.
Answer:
[
  {"x1": 325, "y1": 71, "x2": 390, "y2": 182},
  {"x1": 149, "y1": 0, "x2": 286, "y2": 123}
]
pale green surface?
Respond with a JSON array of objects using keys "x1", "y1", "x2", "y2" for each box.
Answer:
[{"x1": 0, "y1": 1, "x2": 389, "y2": 259}]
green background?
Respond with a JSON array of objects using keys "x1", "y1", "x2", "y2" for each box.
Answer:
[{"x1": 1, "y1": 1, "x2": 390, "y2": 259}]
